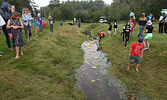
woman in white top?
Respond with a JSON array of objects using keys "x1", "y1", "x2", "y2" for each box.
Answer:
[
  {"x1": 0, "y1": 15, "x2": 6, "y2": 56},
  {"x1": 159, "y1": 13, "x2": 166, "y2": 33},
  {"x1": 164, "y1": 14, "x2": 167, "y2": 34}
]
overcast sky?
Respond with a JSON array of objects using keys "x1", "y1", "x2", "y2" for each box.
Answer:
[{"x1": 34, "y1": 0, "x2": 113, "y2": 8}]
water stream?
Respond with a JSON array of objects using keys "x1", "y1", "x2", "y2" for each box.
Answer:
[{"x1": 75, "y1": 40, "x2": 126, "y2": 100}]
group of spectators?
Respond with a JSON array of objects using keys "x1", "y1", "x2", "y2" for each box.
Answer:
[{"x1": 0, "y1": 2, "x2": 44, "y2": 58}]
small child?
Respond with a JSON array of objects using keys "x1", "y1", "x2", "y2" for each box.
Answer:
[
  {"x1": 7, "y1": 11, "x2": 24, "y2": 59},
  {"x1": 97, "y1": 32, "x2": 106, "y2": 40},
  {"x1": 130, "y1": 16, "x2": 136, "y2": 35},
  {"x1": 108, "y1": 22, "x2": 112, "y2": 37},
  {"x1": 113, "y1": 19, "x2": 117, "y2": 36},
  {"x1": 34, "y1": 16, "x2": 39, "y2": 37},
  {"x1": 143, "y1": 20, "x2": 156, "y2": 50},
  {"x1": 127, "y1": 37, "x2": 144, "y2": 72},
  {"x1": 60, "y1": 20, "x2": 63, "y2": 26},
  {"x1": 49, "y1": 16, "x2": 55, "y2": 33},
  {"x1": 124, "y1": 21, "x2": 131, "y2": 46},
  {"x1": 78, "y1": 18, "x2": 81, "y2": 34}
]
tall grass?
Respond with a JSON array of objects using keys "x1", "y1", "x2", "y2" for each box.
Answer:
[
  {"x1": 83, "y1": 22, "x2": 167, "y2": 99},
  {"x1": 0, "y1": 22, "x2": 86, "y2": 100}
]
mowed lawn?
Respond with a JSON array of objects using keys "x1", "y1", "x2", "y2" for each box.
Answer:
[
  {"x1": 0, "y1": 22, "x2": 86, "y2": 100},
  {"x1": 81, "y1": 22, "x2": 167, "y2": 100}
]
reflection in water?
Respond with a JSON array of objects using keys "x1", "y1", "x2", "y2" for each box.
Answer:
[{"x1": 75, "y1": 40, "x2": 126, "y2": 100}]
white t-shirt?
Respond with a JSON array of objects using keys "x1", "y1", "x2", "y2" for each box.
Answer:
[
  {"x1": 0, "y1": 15, "x2": 6, "y2": 27},
  {"x1": 165, "y1": 16, "x2": 167, "y2": 22}
]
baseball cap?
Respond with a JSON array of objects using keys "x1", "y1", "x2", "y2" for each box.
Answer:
[{"x1": 138, "y1": 37, "x2": 143, "y2": 43}]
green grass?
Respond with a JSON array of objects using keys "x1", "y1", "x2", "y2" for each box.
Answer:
[
  {"x1": 84, "y1": 22, "x2": 167, "y2": 99},
  {"x1": 0, "y1": 21, "x2": 166, "y2": 100},
  {"x1": 0, "y1": 22, "x2": 86, "y2": 100}
]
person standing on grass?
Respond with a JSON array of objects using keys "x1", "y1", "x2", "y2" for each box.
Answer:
[
  {"x1": 138, "y1": 13, "x2": 147, "y2": 37},
  {"x1": 143, "y1": 20, "x2": 156, "y2": 50},
  {"x1": 48, "y1": 16, "x2": 55, "y2": 33},
  {"x1": 108, "y1": 22, "x2": 112, "y2": 37},
  {"x1": 159, "y1": 13, "x2": 166, "y2": 34},
  {"x1": 164, "y1": 15, "x2": 167, "y2": 34},
  {"x1": 0, "y1": 14, "x2": 6, "y2": 56},
  {"x1": 22, "y1": 8, "x2": 33, "y2": 42},
  {"x1": 127, "y1": 37, "x2": 144, "y2": 72},
  {"x1": 113, "y1": 19, "x2": 117, "y2": 36},
  {"x1": 38, "y1": 13, "x2": 43, "y2": 34},
  {"x1": 78, "y1": 18, "x2": 81, "y2": 34},
  {"x1": 6, "y1": 11, "x2": 24, "y2": 59},
  {"x1": 124, "y1": 21, "x2": 131, "y2": 46},
  {"x1": 34, "y1": 16, "x2": 39, "y2": 37},
  {"x1": 60, "y1": 20, "x2": 63, "y2": 26},
  {"x1": 130, "y1": 16, "x2": 135, "y2": 35},
  {"x1": 0, "y1": 2, "x2": 13, "y2": 50}
]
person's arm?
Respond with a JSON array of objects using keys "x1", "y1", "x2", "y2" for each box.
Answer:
[
  {"x1": 141, "y1": 49, "x2": 143, "y2": 58},
  {"x1": 12, "y1": 20, "x2": 24, "y2": 30},
  {"x1": 6, "y1": 19, "x2": 13, "y2": 29},
  {"x1": 145, "y1": 29, "x2": 148, "y2": 33},
  {"x1": 19, "y1": 19, "x2": 24, "y2": 29},
  {"x1": 22, "y1": 14, "x2": 26, "y2": 21},
  {"x1": 129, "y1": 47, "x2": 132, "y2": 57},
  {"x1": 153, "y1": 28, "x2": 156, "y2": 32}
]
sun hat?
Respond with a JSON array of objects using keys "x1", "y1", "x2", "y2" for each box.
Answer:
[{"x1": 147, "y1": 20, "x2": 152, "y2": 26}]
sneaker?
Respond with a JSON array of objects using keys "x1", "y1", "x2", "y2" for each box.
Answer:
[
  {"x1": 143, "y1": 47, "x2": 148, "y2": 50},
  {"x1": 147, "y1": 47, "x2": 150, "y2": 50},
  {"x1": 36, "y1": 35, "x2": 38, "y2": 37}
]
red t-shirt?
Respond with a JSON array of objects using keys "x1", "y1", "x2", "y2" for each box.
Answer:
[
  {"x1": 131, "y1": 42, "x2": 143, "y2": 56},
  {"x1": 99, "y1": 32, "x2": 104, "y2": 36}
]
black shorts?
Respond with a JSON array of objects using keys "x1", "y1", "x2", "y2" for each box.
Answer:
[{"x1": 129, "y1": 56, "x2": 141, "y2": 64}]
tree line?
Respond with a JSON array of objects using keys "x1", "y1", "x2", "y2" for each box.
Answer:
[
  {"x1": 0, "y1": 0, "x2": 38, "y2": 16},
  {"x1": 1, "y1": 0, "x2": 166, "y2": 23},
  {"x1": 43, "y1": 0, "x2": 166, "y2": 23}
]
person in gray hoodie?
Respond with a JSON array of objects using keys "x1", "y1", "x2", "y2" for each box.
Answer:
[{"x1": 0, "y1": 2, "x2": 12, "y2": 50}]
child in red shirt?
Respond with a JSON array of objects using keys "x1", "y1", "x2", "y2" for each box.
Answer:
[{"x1": 127, "y1": 37, "x2": 144, "y2": 72}]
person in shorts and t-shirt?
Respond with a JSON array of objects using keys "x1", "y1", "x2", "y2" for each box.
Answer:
[
  {"x1": 143, "y1": 20, "x2": 156, "y2": 50},
  {"x1": 127, "y1": 37, "x2": 144, "y2": 72},
  {"x1": 108, "y1": 22, "x2": 112, "y2": 37}
]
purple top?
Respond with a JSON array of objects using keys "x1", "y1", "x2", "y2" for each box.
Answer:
[{"x1": 38, "y1": 16, "x2": 42, "y2": 25}]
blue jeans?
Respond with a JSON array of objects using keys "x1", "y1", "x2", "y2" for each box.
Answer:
[
  {"x1": 2, "y1": 24, "x2": 11, "y2": 49},
  {"x1": 138, "y1": 26, "x2": 145, "y2": 37},
  {"x1": 38, "y1": 24, "x2": 43, "y2": 33}
]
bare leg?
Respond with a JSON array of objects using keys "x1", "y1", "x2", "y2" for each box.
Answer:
[
  {"x1": 147, "y1": 40, "x2": 149, "y2": 48},
  {"x1": 15, "y1": 47, "x2": 20, "y2": 58},
  {"x1": 78, "y1": 28, "x2": 80, "y2": 34},
  {"x1": 20, "y1": 47, "x2": 24, "y2": 55},
  {"x1": 143, "y1": 39, "x2": 146, "y2": 47},
  {"x1": 136, "y1": 64, "x2": 140, "y2": 72},
  {"x1": 127, "y1": 63, "x2": 131, "y2": 71}
]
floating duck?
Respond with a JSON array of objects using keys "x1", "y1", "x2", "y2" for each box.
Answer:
[{"x1": 92, "y1": 66, "x2": 97, "y2": 69}]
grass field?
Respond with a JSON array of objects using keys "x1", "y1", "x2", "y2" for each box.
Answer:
[
  {"x1": 81, "y1": 22, "x2": 167, "y2": 100},
  {"x1": 0, "y1": 21, "x2": 166, "y2": 100},
  {"x1": 0, "y1": 22, "x2": 86, "y2": 100}
]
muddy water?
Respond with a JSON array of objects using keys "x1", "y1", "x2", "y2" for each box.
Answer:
[{"x1": 75, "y1": 40, "x2": 126, "y2": 100}]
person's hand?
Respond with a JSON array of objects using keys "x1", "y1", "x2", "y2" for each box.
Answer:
[
  {"x1": 13, "y1": 26, "x2": 19, "y2": 30},
  {"x1": 141, "y1": 55, "x2": 143, "y2": 58},
  {"x1": 129, "y1": 53, "x2": 131, "y2": 57}
]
